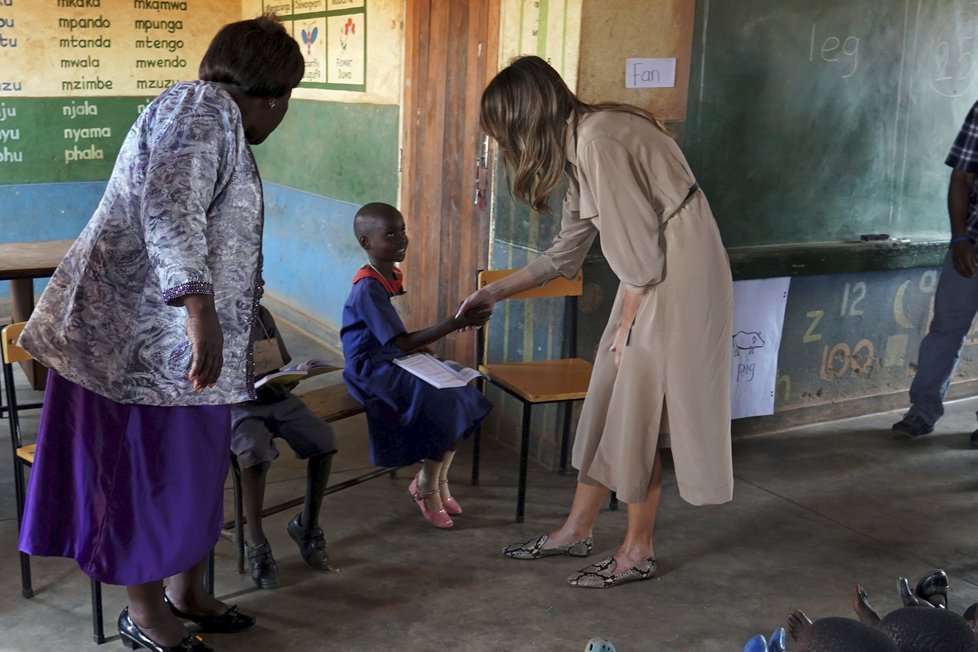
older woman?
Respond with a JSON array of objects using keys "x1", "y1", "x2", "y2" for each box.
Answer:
[
  {"x1": 18, "y1": 16, "x2": 304, "y2": 650},
  {"x1": 460, "y1": 56, "x2": 734, "y2": 589}
]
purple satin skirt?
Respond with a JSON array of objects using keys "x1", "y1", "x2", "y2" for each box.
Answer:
[{"x1": 18, "y1": 371, "x2": 231, "y2": 585}]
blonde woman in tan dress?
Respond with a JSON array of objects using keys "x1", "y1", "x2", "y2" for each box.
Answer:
[{"x1": 459, "y1": 56, "x2": 733, "y2": 589}]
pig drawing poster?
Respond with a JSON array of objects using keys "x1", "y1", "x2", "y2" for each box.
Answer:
[{"x1": 730, "y1": 277, "x2": 791, "y2": 419}]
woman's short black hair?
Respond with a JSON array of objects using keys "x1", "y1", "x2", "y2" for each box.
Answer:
[{"x1": 199, "y1": 15, "x2": 305, "y2": 98}]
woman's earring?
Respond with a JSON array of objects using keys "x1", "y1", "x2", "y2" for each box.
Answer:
[{"x1": 268, "y1": 98, "x2": 277, "y2": 110}]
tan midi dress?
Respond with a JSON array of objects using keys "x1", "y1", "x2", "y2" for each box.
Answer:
[{"x1": 523, "y1": 111, "x2": 734, "y2": 506}]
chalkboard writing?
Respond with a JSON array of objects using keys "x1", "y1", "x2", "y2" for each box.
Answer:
[
  {"x1": 0, "y1": 98, "x2": 152, "y2": 183},
  {"x1": 685, "y1": 0, "x2": 978, "y2": 248}
]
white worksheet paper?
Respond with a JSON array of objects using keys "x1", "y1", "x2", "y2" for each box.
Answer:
[{"x1": 730, "y1": 278, "x2": 791, "y2": 419}]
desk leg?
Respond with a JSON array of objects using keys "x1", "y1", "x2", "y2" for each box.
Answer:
[{"x1": 9, "y1": 278, "x2": 47, "y2": 391}]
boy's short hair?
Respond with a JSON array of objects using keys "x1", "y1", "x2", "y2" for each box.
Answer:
[
  {"x1": 199, "y1": 15, "x2": 304, "y2": 99},
  {"x1": 354, "y1": 202, "x2": 401, "y2": 239}
]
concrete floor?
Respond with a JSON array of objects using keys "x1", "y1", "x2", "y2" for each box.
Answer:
[{"x1": 2, "y1": 319, "x2": 978, "y2": 651}]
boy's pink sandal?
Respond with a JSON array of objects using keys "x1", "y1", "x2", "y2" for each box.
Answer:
[
  {"x1": 408, "y1": 476, "x2": 454, "y2": 528},
  {"x1": 438, "y1": 481, "x2": 462, "y2": 515}
]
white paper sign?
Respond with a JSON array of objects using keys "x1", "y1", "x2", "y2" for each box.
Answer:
[
  {"x1": 730, "y1": 278, "x2": 791, "y2": 420},
  {"x1": 625, "y1": 58, "x2": 677, "y2": 88}
]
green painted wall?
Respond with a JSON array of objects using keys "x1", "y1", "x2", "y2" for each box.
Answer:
[{"x1": 253, "y1": 99, "x2": 399, "y2": 205}]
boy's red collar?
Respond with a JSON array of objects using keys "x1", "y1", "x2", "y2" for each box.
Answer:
[{"x1": 353, "y1": 265, "x2": 405, "y2": 297}]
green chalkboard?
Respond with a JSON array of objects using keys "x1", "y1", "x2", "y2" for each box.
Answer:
[
  {"x1": 0, "y1": 98, "x2": 152, "y2": 184},
  {"x1": 685, "y1": 0, "x2": 978, "y2": 247}
]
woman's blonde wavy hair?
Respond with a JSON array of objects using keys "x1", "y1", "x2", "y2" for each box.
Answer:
[{"x1": 480, "y1": 55, "x2": 670, "y2": 213}]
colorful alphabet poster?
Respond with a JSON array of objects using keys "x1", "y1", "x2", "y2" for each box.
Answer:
[{"x1": 731, "y1": 278, "x2": 792, "y2": 419}]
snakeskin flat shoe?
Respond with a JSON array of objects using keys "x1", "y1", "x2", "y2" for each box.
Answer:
[
  {"x1": 566, "y1": 556, "x2": 657, "y2": 588},
  {"x1": 502, "y1": 533, "x2": 593, "y2": 559}
]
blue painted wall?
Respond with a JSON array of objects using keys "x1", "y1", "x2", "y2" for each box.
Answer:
[
  {"x1": 261, "y1": 182, "x2": 365, "y2": 346},
  {"x1": 0, "y1": 179, "x2": 383, "y2": 340},
  {"x1": 0, "y1": 181, "x2": 105, "y2": 299}
]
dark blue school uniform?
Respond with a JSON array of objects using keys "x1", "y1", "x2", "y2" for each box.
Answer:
[{"x1": 340, "y1": 277, "x2": 491, "y2": 467}]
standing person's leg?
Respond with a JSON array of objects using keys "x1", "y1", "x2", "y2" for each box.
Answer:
[
  {"x1": 614, "y1": 448, "x2": 663, "y2": 567},
  {"x1": 551, "y1": 481, "x2": 608, "y2": 544},
  {"x1": 502, "y1": 480, "x2": 606, "y2": 559},
  {"x1": 165, "y1": 554, "x2": 255, "y2": 631},
  {"x1": 566, "y1": 450, "x2": 662, "y2": 588},
  {"x1": 122, "y1": 581, "x2": 193, "y2": 648},
  {"x1": 898, "y1": 254, "x2": 978, "y2": 433}
]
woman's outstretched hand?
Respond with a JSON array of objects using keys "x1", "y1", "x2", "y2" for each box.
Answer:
[
  {"x1": 456, "y1": 288, "x2": 496, "y2": 332},
  {"x1": 183, "y1": 294, "x2": 224, "y2": 391},
  {"x1": 455, "y1": 303, "x2": 493, "y2": 330}
]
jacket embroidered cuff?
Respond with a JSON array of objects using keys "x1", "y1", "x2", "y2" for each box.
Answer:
[{"x1": 163, "y1": 280, "x2": 214, "y2": 305}]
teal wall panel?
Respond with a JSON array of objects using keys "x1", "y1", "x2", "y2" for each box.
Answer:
[{"x1": 254, "y1": 99, "x2": 399, "y2": 206}]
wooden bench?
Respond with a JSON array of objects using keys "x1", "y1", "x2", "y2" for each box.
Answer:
[{"x1": 223, "y1": 379, "x2": 401, "y2": 573}]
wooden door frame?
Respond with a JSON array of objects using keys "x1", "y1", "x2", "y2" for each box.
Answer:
[{"x1": 400, "y1": 0, "x2": 500, "y2": 367}]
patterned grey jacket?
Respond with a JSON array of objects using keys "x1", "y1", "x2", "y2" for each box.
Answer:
[{"x1": 20, "y1": 81, "x2": 263, "y2": 406}]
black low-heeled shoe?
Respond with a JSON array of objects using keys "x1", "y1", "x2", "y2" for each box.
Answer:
[
  {"x1": 915, "y1": 569, "x2": 949, "y2": 608},
  {"x1": 118, "y1": 607, "x2": 212, "y2": 651},
  {"x1": 899, "y1": 577, "x2": 931, "y2": 608},
  {"x1": 163, "y1": 594, "x2": 256, "y2": 633}
]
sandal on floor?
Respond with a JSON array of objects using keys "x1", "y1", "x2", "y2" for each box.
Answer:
[
  {"x1": 502, "y1": 533, "x2": 593, "y2": 560},
  {"x1": 438, "y1": 480, "x2": 462, "y2": 515},
  {"x1": 408, "y1": 475, "x2": 453, "y2": 529},
  {"x1": 566, "y1": 556, "x2": 657, "y2": 589}
]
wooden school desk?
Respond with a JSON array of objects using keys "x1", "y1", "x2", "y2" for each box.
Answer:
[{"x1": 0, "y1": 239, "x2": 73, "y2": 390}]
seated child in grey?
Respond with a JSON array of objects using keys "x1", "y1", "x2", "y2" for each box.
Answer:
[{"x1": 231, "y1": 305, "x2": 336, "y2": 589}]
